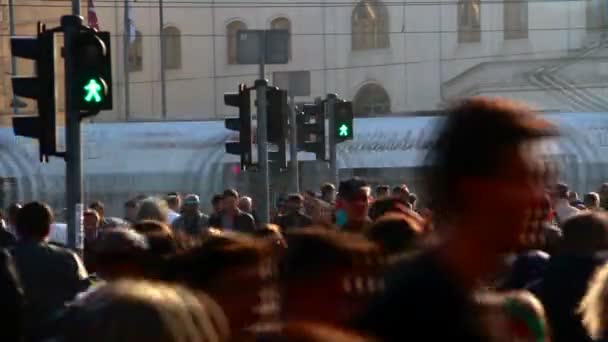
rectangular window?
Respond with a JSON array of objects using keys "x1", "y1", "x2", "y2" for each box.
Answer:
[
  {"x1": 504, "y1": 1, "x2": 528, "y2": 40},
  {"x1": 458, "y1": 0, "x2": 481, "y2": 43}
]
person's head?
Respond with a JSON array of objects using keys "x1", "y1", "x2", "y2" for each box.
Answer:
[
  {"x1": 580, "y1": 262, "x2": 608, "y2": 340},
  {"x1": 181, "y1": 194, "x2": 200, "y2": 216},
  {"x1": 211, "y1": 194, "x2": 223, "y2": 214},
  {"x1": 320, "y1": 183, "x2": 336, "y2": 203},
  {"x1": 392, "y1": 184, "x2": 410, "y2": 202},
  {"x1": 569, "y1": 191, "x2": 580, "y2": 204},
  {"x1": 52, "y1": 279, "x2": 230, "y2": 342},
  {"x1": 166, "y1": 194, "x2": 181, "y2": 212},
  {"x1": 89, "y1": 201, "x2": 105, "y2": 218},
  {"x1": 16, "y1": 201, "x2": 53, "y2": 241},
  {"x1": 83, "y1": 209, "x2": 101, "y2": 241},
  {"x1": 165, "y1": 232, "x2": 273, "y2": 335},
  {"x1": 124, "y1": 199, "x2": 139, "y2": 222},
  {"x1": 337, "y1": 178, "x2": 371, "y2": 224},
  {"x1": 552, "y1": 183, "x2": 570, "y2": 201},
  {"x1": 585, "y1": 192, "x2": 601, "y2": 210},
  {"x1": 560, "y1": 211, "x2": 608, "y2": 254},
  {"x1": 368, "y1": 196, "x2": 412, "y2": 221},
  {"x1": 285, "y1": 193, "x2": 304, "y2": 214},
  {"x1": 238, "y1": 196, "x2": 253, "y2": 213},
  {"x1": 375, "y1": 185, "x2": 390, "y2": 199},
  {"x1": 408, "y1": 193, "x2": 417, "y2": 208},
  {"x1": 281, "y1": 228, "x2": 384, "y2": 326},
  {"x1": 136, "y1": 197, "x2": 169, "y2": 223},
  {"x1": 365, "y1": 213, "x2": 424, "y2": 255},
  {"x1": 476, "y1": 290, "x2": 550, "y2": 342},
  {"x1": 222, "y1": 189, "x2": 239, "y2": 212},
  {"x1": 425, "y1": 97, "x2": 555, "y2": 252},
  {"x1": 7, "y1": 202, "x2": 22, "y2": 226},
  {"x1": 93, "y1": 227, "x2": 150, "y2": 280}
]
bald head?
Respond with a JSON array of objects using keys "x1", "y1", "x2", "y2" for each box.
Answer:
[{"x1": 238, "y1": 196, "x2": 253, "y2": 213}]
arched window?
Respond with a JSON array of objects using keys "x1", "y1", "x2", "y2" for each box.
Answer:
[
  {"x1": 271, "y1": 17, "x2": 292, "y2": 60},
  {"x1": 504, "y1": 0, "x2": 528, "y2": 39},
  {"x1": 352, "y1": 0, "x2": 389, "y2": 50},
  {"x1": 458, "y1": 0, "x2": 481, "y2": 43},
  {"x1": 227, "y1": 20, "x2": 247, "y2": 65},
  {"x1": 586, "y1": 0, "x2": 608, "y2": 32},
  {"x1": 128, "y1": 31, "x2": 143, "y2": 72},
  {"x1": 162, "y1": 26, "x2": 182, "y2": 69},
  {"x1": 353, "y1": 83, "x2": 391, "y2": 117}
]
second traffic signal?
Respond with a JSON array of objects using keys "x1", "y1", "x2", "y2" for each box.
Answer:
[
  {"x1": 297, "y1": 102, "x2": 326, "y2": 160},
  {"x1": 224, "y1": 84, "x2": 252, "y2": 169},
  {"x1": 333, "y1": 101, "x2": 354, "y2": 143}
]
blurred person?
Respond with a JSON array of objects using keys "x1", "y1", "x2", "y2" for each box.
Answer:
[
  {"x1": 239, "y1": 195, "x2": 260, "y2": 225},
  {"x1": 364, "y1": 212, "x2": 423, "y2": 255},
  {"x1": 212, "y1": 194, "x2": 224, "y2": 215},
  {"x1": 136, "y1": 197, "x2": 170, "y2": 223},
  {"x1": 476, "y1": 290, "x2": 550, "y2": 342},
  {"x1": 391, "y1": 184, "x2": 410, "y2": 203},
  {"x1": 336, "y1": 178, "x2": 372, "y2": 233},
  {"x1": 569, "y1": 191, "x2": 583, "y2": 207},
  {"x1": 164, "y1": 232, "x2": 274, "y2": 338},
  {"x1": 93, "y1": 228, "x2": 150, "y2": 281},
  {"x1": 133, "y1": 220, "x2": 178, "y2": 256},
  {"x1": 355, "y1": 97, "x2": 556, "y2": 340},
  {"x1": 0, "y1": 209, "x2": 16, "y2": 248},
  {"x1": 408, "y1": 193, "x2": 418, "y2": 210},
  {"x1": 251, "y1": 224, "x2": 287, "y2": 249},
  {"x1": 536, "y1": 212, "x2": 608, "y2": 342},
  {"x1": 275, "y1": 193, "x2": 313, "y2": 230},
  {"x1": 368, "y1": 196, "x2": 412, "y2": 221},
  {"x1": 83, "y1": 208, "x2": 102, "y2": 272},
  {"x1": 0, "y1": 249, "x2": 24, "y2": 341},
  {"x1": 89, "y1": 200, "x2": 111, "y2": 227},
  {"x1": 551, "y1": 183, "x2": 580, "y2": 225},
  {"x1": 166, "y1": 194, "x2": 182, "y2": 224},
  {"x1": 11, "y1": 201, "x2": 88, "y2": 337},
  {"x1": 7, "y1": 202, "x2": 22, "y2": 234},
  {"x1": 600, "y1": 183, "x2": 608, "y2": 210},
  {"x1": 172, "y1": 194, "x2": 209, "y2": 236},
  {"x1": 48, "y1": 279, "x2": 230, "y2": 342},
  {"x1": 525, "y1": 194, "x2": 562, "y2": 255},
  {"x1": 209, "y1": 189, "x2": 256, "y2": 233},
  {"x1": 579, "y1": 261, "x2": 608, "y2": 341},
  {"x1": 123, "y1": 199, "x2": 139, "y2": 223},
  {"x1": 320, "y1": 183, "x2": 336, "y2": 205},
  {"x1": 500, "y1": 250, "x2": 550, "y2": 291},
  {"x1": 585, "y1": 192, "x2": 601, "y2": 211},
  {"x1": 281, "y1": 228, "x2": 384, "y2": 327},
  {"x1": 375, "y1": 185, "x2": 390, "y2": 200},
  {"x1": 258, "y1": 322, "x2": 375, "y2": 342}
]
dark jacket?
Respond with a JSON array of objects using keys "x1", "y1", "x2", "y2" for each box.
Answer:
[
  {"x1": 208, "y1": 209, "x2": 256, "y2": 233},
  {"x1": 11, "y1": 240, "x2": 88, "y2": 334},
  {"x1": 0, "y1": 228, "x2": 16, "y2": 249},
  {"x1": 171, "y1": 212, "x2": 209, "y2": 236},
  {"x1": 275, "y1": 211, "x2": 313, "y2": 230},
  {"x1": 0, "y1": 249, "x2": 24, "y2": 341}
]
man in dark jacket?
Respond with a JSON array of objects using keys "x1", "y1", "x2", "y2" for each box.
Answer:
[
  {"x1": 208, "y1": 189, "x2": 256, "y2": 233},
  {"x1": 11, "y1": 202, "x2": 88, "y2": 338},
  {"x1": 275, "y1": 194, "x2": 313, "y2": 230},
  {"x1": 171, "y1": 194, "x2": 209, "y2": 236}
]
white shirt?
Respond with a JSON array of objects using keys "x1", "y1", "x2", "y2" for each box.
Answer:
[
  {"x1": 168, "y1": 209, "x2": 181, "y2": 224},
  {"x1": 554, "y1": 199, "x2": 580, "y2": 224}
]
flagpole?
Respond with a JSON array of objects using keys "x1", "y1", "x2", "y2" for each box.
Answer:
[
  {"x1": 159, "y1": 0, "x2": 167, "y2": 120},
  {"x1": 123, "y1": 0, "x2": 130, "y2": 121}
]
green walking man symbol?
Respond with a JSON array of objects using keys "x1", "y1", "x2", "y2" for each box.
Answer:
[
  {"x1": 338, "y1": 124, "x2": 349, "y2": 137},
  {"x1": 84, "y1": 79, "x2": 103, "y2": 103}
]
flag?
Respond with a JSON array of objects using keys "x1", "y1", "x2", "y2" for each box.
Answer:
[
  {"x1": 87, "y1": 0, "x2": 99, "y2": 30},
  {"x1": 127, "y1": 1, "x2": 136, "y2": 43}
]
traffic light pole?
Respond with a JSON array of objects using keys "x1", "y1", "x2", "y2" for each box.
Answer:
[
  {"x1": 256, "y1": 78, "x2": 270, "y2": 224},
  {"x1": 326, "y1": 93, "x2": 338, "y2": 186},
  {"x1": 63, "y1": 15, "x2": 84, "y2": 253},
  {"x1": 289, "y1": 96, "x2": 299, "y2": 193}
]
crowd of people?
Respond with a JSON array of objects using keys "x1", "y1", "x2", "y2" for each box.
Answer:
[{"x1": 2, "y1": 97, "x2": 608, "y2": 341}]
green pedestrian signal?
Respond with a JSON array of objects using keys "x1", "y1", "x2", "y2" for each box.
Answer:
[
  {"x1": 338, "y1": 124, "x2": 349, "y2": 137},
  {"x1": 84, "y1": 78, "x2": 103, "y2": 103}
]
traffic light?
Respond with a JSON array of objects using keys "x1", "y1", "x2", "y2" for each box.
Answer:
[
  {"x1": 224, "y1": 83, "x2": 253, "y2": 169},
  {"x1": 297, "y1": 102, "x2": 326, "y2": 160},
  {"x1": 266, "y1": 87, "x2": 288, "y2": 144},
  {"x1": 71, "y1": 30, "x2": 112, "y2": 112},
  {"x1": 334, "y1": 101, "x2": 354, "y2": 143},
  {"x1": 10, "y1": 23, "x2": 57, "y2": 161}
]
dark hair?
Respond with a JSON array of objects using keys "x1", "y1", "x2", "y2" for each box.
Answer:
[
  {"x1": 211, "y1": 194, "x2": 223, "y2": 206},
  {"x1": 16, "y1": 202, "x2": 53, "y2": 239},
  {"x1": 165, "y1": 195, "x2": 179, "y2": 208},
  {"x1": 561, "y1": 212, "x2": 608, "y2": 253},
  {"x1": 376, "y1": 185, "x2": 390, "y2": 194},
  {"x1": 89, "y1": 201, "x2": 105, "y2": 216},
  {"x1": 222, "y1": 189, "x2": 239, "y2": 199},
  {"x1": 133, "y1": 220, "x2": 177, "y2": 258},
  {"x1": 424, "y1": 97, "x2": 555, "y2": 218},
  {"x1": 365, "y1": 213, "x2": 423, "y2": 254},
  {"x1": 124, "y1": 199, "x2": 137, "y2": 209},
  {"x1": 338, "y1": 177, "x2": 369, "y2": 200},
  {"x1": 369, "y1": 196, "x2": 411, "y2": 221}
]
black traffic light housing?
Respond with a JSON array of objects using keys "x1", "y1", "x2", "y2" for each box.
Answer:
[
  {"x1": 72, "y1": 30, "x2": 113, "y2": 113},
  {"x1": 298, "y1": 102, "x2": 326, "y2": 160},
  {"x1": 10, "y1": 23, "x2": 57, "y2": 161},
  {"x1": 224, "y1": 83, "x2": 253, "y2": 170},
  {"x1": 334, "y1": 100, "x2": 354, "y2": 143},
  {"x1": 266, "y1": 86, "x2": 288, "y2": 169}
]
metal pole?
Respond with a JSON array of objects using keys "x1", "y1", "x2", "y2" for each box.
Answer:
[
  {"x1": 289, "y1": 96, "x2": 299, "y2": 193},
  {"x1": 63, "y1": 15, "x2": 84, "y2": 253},
  {"x1": 8, "y1": 0, "x2": 18, "y2": 114},
  {"x1": 123, "y1": 0, "x2": 130, "y2": 121},
  {"x1": 256, "y1": 31, "x2": 269, "y2": 224},
  {"x1": 159, "y1": 0, "x2": 167, "y2": 119},
  {"x1": 72, "y1": 0, "x2": 80, "y2": 15},
  {"x1": 326, "y1": 93, "x2": 338, "y2": 186}
]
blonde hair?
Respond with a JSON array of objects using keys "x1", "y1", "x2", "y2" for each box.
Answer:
[{"x1": 579, "y1": 262, "x2": 608, "y2": 339}]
